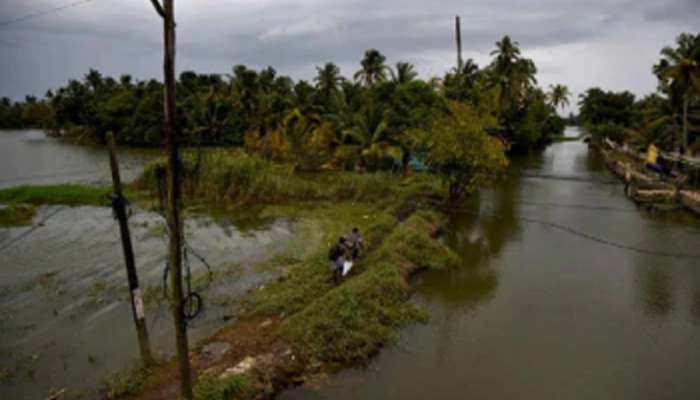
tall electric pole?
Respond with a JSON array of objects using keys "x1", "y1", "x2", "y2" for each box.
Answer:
[
  {"x1": 148, "y1": 0, "x2": 193, "y2": 398},
  {"x1": 455, "y1": 15, "x2": 463, "y2": 71}
]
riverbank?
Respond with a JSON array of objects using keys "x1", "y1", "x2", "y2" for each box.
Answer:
[
  {"x1": 117, "y1": 153, "x2": 459, "y2": 399},
  {"x1": 123, "y1": 201, "x2": 456, "y2": 400},
  {"x1": 595, "y1": 140, "x2": 700, "y2": 215}
]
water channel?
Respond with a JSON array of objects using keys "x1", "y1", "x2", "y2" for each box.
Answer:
[{"x1": 282, "y1": 127, "x2": 700, "y2": 400}]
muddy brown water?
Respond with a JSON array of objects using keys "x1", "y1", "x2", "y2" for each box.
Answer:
[
  {"x1": 282, "y1": 127, "x2": 700, "y2": 400},
  {"x1": 0, "y1": 131, "x2": 299, "y2": 399}
]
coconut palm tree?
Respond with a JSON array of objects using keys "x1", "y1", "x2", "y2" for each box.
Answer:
[
  {"x1": 391, "y1": 62, "x2": 418, "y2": 84},
  {"x1": 340, "y1": 102, "x2": 402, "y2": 168},
  {"x1": 489, "y1": 36, "x2": 536, "y2": 111},
  {"x1": 490, "y1": 35, "x2": 521, "y2": 75},
  {"x1": 354, "y1": 49, "x2": 390, "y2": 87},
  {"x1": 654, "y1": 33, "x2": 700, "y2": 152},
  {"x1": 314, "y1": 62, "x2": 343, "y2": 99},
  {"x1": 547, "y1": 84, "x2": 571, "y2": 111}
]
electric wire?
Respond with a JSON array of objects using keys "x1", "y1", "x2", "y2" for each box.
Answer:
[
  {"x1": 515, "y1": 172, "x2": 620, "y2": 185},
  {"x1": 0, "y1": 206, "x2": 66, "y2": 253},
  {"x1": 0, "y1": 0, "x2": 99, "y2": 29},
  {"x1": 442, "y1": 205, "x2": 700, "y2": 259}
]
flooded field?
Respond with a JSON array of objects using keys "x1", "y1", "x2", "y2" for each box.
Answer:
[
  {"x1": 0, "y1": 205, "x2": 298, "y2": 399},
  {"x1": 282, "y1": 128, "x2": 700, "y2": 400},
  {"x1": 0, "y1": 131, "x2": 302, "y2": 399}
]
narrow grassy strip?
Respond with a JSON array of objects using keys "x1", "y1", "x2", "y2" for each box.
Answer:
[
  {"x1": 279, "y1": 210, "x2": 458, "y2": 365},
  {"x1": 242, "y1": 202, "x2": 458, "y2": 367},
  {"x1": 0, "y1": 184, "x2": 153, "y2": 211},
  {"x1": 0, "y1": 184, "x2": 111, "y2": 206}
]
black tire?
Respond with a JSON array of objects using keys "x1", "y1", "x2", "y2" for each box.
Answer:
[{"x1": 182, "y1": 292, "x2": 203, "y2": 321}]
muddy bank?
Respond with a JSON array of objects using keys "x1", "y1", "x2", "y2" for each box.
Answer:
[{"x1": 597, "y1": 143, "x2": 700, "y2": 215}]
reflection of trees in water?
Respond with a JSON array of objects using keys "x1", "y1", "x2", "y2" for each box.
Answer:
[
  {"x1": 583, "y1": 145, "x2": 606, "y2": 173},
  {"x1": 633, "y1": 250, "x2": 675, "y2": 318},
  {"x1": 419, "y1": 179, "x2": 524, "y2": 362},
  {"x1": 691, "y1": 289, "x2": 700, "y2": 322},
  {"x1": 424, "y1": 175, "x2": 523, "y2": 307}
]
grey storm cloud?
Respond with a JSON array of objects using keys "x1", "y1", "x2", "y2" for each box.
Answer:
[{"x1": 0, "y1": 0, "x2": 697, "y2": 113}]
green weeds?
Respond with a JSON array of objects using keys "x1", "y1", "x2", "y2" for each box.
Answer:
[
  {"x1": 0, "y1": 184, "x2": 111, "y2": 206},
  {"x1": 193, "y1": 373, "x2": 255, "y2": 400},
  {"x1": 0, "y1": 204, "x2": 36, "y2": 226},
  {"x1": 135, "y1": 150, "x2": 443, "y2": 206}
]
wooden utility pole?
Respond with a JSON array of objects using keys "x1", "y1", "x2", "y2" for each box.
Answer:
[
  {"x1": 149, "y1": 0, "x2": 193, "y2": 398},
  {"x1": 455, "y1": 15, "x2": 463, "y2": 71},
  {"x1": 106, "y1": 132, "x2": 153, "y2": 366},
  {"x1": 682, "y1": 94, "x2": 689, "y2": 155}
]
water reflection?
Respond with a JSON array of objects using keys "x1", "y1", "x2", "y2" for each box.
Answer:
[
  {"x1": 419, "y1": 173, "x2": 524, "y2": 309},
  {"x1": 635, "y1": 261, "x2": 675, "y2": 317}
]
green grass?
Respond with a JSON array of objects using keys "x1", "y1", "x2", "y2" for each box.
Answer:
[
  {"x1": 101, "y1": 362, "x2": 159, "y2": 399},
  {"x1": 135, "y1": 149, "x2": 444, "y2": 206},
  {"x1": 0, "y1": 184, "x2": 111, "y2": 206},
  {"x1": 243, "y1": 201, "x2": 458, "y2": 367},
  {"x1": 0, "y1": 183, "x2": 153, "y2": 212},
  {"x1": 0, "y1": 204, "x2": 37, "y2": 226},
  {"x1": 193, "y1": 373, "x2": 255, "y2": 400}
]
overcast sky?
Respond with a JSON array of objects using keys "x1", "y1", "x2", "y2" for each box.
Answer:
[{"x1": 0, "y1": 0, "x2": 697, "y2": 113}]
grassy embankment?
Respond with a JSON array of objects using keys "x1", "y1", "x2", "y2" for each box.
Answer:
[
  {"x1": 117, "y1": 150, "x2": 460, "y2": 400},
  {"x1": 0, "y1": 184, "x2": 149, "y2": 227}
]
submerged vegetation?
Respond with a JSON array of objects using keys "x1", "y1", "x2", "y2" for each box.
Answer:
[
  {"x1": 0, "y1": 204, "x2": 36, "y2": 226},
  {"x1": 579, "y1": 33, "x2": 700, "y2": 153}
]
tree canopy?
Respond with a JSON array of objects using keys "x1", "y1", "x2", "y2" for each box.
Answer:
[{"x1": 1, "y1": 37, "x2": 567, "y2": 168}]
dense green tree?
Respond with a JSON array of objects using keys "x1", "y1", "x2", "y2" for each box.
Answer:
[
  {"x1": 1, "y1": 41, "x2": 564, "y2": 163},
  {"x1": 410, "y1": 102, "x2": 508, "y2": 200},
  {"x1": 354, "y1": 49, "x2": 390, "y2": 86},
  {"x1": 653, "y1": 33, "x2": 700, "y2": 152}
]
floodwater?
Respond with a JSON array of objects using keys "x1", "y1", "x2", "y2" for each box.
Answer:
[
  {"x1": 283, "y1": 127, "x2": 700, "y2": 400},
  {"x1": 0, "y1": 131, "x2": 299, "y2": 399},
  {"x1": 0, "y1": 129, "x2": 156, "y2": 189}
]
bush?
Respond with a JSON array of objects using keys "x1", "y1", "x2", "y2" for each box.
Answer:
[
  {"x1": 193, "y1": 373, "x2": 254, "y2": 400},
  {"x1": 135, "y1": 150, "x2": 441, "y2": 205},
  {"x1": 585, "y1": 123, "x2": 628, "y2": 144}
]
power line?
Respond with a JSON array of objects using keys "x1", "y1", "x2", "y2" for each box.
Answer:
[
  {"x1": 514, "y1": 200, "x2": 638, "y2": 213},
  {"x1": 0, "y1": 0, "x2": 98, "y2": 29},
  {"x1": 0, "y1": 206, "x2": 66, "y2": 253},
  {"x1": 443, "y1": 206, "x2": 700, "y2": 259},
  {"x1": 515, "y1": 172, "x2": 620, "y2": 185}
]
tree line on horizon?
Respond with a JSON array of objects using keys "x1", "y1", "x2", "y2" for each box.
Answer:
[
  {"x1": 0, "y1": 35, "x2": 568, "y2": 171},
  {"x1": 578, "y1": 32, "x2": 700, "y2": 154}
]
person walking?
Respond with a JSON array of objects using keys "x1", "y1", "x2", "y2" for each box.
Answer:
[
  {"x1": 347, "y1": 227, "x2": 363, "y2": 261},
  {"x1": 328, "y1": 237, "x2": 347, "y2": 283}
]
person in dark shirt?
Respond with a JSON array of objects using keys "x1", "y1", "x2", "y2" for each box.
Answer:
[
  {"x1": 328, "y1": 237, "x2": 347, "y2": 283},
  {"x1": 347, "y1": 227, "x2": 363, "y2": 260}
]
